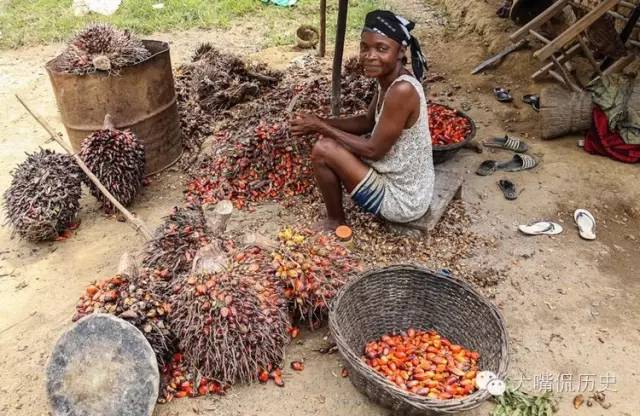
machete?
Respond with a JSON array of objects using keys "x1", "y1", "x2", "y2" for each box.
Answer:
[{"x1": 471, "y1": 39, "x2": 529, "y2": 74}]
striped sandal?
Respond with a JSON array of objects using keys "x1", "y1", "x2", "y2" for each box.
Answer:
[
  {"x1": 497, "y1": 154, "x2": 538, "y2": 172},
  {"x1": 483, "y1": 135, "x2": 529, "y2": 153}
]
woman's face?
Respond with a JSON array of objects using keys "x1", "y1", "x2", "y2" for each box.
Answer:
[{"x1": 359, "y1": 31, "x2": 404, "y2": 78}]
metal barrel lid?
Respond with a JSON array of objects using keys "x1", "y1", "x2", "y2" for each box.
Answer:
[{"x1": 46, "y1": 314, "x2": 159, "y2": 416}]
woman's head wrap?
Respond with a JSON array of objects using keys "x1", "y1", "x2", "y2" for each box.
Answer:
[{"x1": 363, "y1": 10, "x2": 428, "y2": 80}]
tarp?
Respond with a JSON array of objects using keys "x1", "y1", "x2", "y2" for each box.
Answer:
[{"x1": 587, "y1": 73, "x2": 640, "y2": 145}]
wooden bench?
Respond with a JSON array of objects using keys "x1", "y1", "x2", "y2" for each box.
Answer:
[{"x1": 386, "y1": 165, "x2": 464, "y2": 236}]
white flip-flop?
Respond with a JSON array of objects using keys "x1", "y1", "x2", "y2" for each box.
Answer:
[
  {"x1": 574, "y1": 209, "x2": 596, "y2": 240},
  {"x1": 518, "y1": 221, "x2": 563, "y2": 236}
]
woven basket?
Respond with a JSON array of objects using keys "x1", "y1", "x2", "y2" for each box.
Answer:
[
  {"x1": 329, "y1": 264, "x2": 509, "y2": 415},
  {"x1": 296, "y1": 25, "x2": 319, "y2": 49},
  {"x1": 540, "y1": 87, "x2": 593, "y2": 139}
]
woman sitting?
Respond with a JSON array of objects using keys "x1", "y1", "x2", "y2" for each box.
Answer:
[{"x1": 290, "y1": 10, "x2": 434, "y2": 230}]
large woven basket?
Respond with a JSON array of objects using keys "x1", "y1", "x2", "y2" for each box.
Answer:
[
  {"x1": 329, "y1": 264, "x2": 509, "y2": 415},
  {"x1": 540, "y1": 87, "x2": 593, "y2": 139}
]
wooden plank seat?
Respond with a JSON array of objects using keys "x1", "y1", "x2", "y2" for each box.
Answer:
[{"x1": 385, "y1": 165, "x2": 464, "y2": 236}]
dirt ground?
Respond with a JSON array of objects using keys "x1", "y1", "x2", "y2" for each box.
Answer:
[{"x1": 1, "y1": 1, "x2": 639, "y2": 415}]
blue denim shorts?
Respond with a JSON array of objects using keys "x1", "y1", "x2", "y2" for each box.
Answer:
[{"x1": 350, "y1": 168, "x2": 385, "y2": 216}]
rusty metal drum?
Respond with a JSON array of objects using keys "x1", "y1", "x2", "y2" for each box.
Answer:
[{"x1": 46, "y1": 40, "x2": 182, "y2": 175}]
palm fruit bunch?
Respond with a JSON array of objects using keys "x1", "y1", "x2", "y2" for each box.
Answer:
[
  {"x1": 169, "y1": 245, "x2": 290, "y2": 385},
  {"x1": 179, "y1": 43, "x2": 280, "y2": 114},
  {"x1": 141, "y1": 205, "x2": 212, "y2": 290},
  {"x1": 341, "y1": 56, "x2": 376, "y2": 115},
  {"x1": 72, "y1": 273, "x2": 176, "y2": 366},
  {"x1": 3, "y1": 149, "x2": 82, "y2": 242},
  {"x1": 79, "y1": 121, "x2": 145, "y2": 214},
  {"x1": 56, "y1": 23, "x2": 150, "y2": 74},
  {"x1": 272, "y1": 227, "x2": 362, "y2": 328}
]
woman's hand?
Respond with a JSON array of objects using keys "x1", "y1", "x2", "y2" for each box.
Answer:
[{"x1": 290, "y1": 112, "x2": 325, "y2": 137}]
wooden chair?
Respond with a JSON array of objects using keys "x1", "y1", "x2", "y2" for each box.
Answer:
[{"x1": 509, "y1": 0, "x2": 635, "y2": 90}]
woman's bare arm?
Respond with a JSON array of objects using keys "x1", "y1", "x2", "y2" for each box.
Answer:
[
  {"x1": 291, "y1": 82, "x2": 418, "y2": 161},
  {"x1": 320, "y1": 91, "x2": 377, "y2": 135}
]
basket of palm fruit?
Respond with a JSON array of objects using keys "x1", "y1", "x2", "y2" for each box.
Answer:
[{"x1": 329, "y1": 264, "x2": 508, "y2": 415}]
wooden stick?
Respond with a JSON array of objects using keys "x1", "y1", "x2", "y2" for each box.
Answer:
[
  {"x1": 331, "y1": 0, "x2": 349, "y2": 116},
  {"x1": 15, "y1": 94, "x2": 153, "y2": 241},
  {"x1": 319, "y1": 0, "x2": 327, "y2": 57},
  {"x1": 510, "y1": 0, "x2": 570, "y2": 42},
  {"x1": 571, "y1": 1, "x2": 640, "y2": 30},
  {"x1": 578, "y1": 36, "x2": 602, "y2": 75},
  {"x1": 532, "y1": 43, "x2": 581, "y2": 80},
  {"x1": 534, "y1": 0, "x2": 619, "y2": 62},
  {"x1": 601, "y1": 3, "x2": 640, "y2": 70},
  {"x1": 551, "y1": 55, "x2": 583, "y2": 92},
  {"x1": 246, "y1": 70, "x2": 278, "y2": 84}
]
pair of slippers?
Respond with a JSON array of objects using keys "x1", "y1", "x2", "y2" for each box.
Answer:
[
  {"x1": 477, "y1": 136, "x2": 537, "y2": 175},
  {"x1": 493, "y1": 88, "x2": 540, "y2": 112},
  {"x1": 518, "y1": 209, "x2": 596, "y2": 240}
]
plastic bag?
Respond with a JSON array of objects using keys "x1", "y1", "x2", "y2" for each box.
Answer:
[
  {"x1": 88, "y1": 0, "x2": 122, "y2": 16},
  {"x1": 261, "y1": 0, "x2": 297, "y2": 6}
]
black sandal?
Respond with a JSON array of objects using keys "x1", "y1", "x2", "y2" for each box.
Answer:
[
  {"x1": 483, "y1": 135, "x2": 529, "y2": 153},
  {"x1": 493, "y1": 87, "x2": 513, "y2": 103},
  {"x1": 523, "y1": 94, "x2": 540, "y2": 112},
  {"x1": 476, "y1": 160, "x2": 498, "y2": 176},
  {"x1": 497, "y1": 154, "x2": 538, "y2": 172},
  {"x1": 498, "y1": 179, "x2": 517, "y2": 200}
]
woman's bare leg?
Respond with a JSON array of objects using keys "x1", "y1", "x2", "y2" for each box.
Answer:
[{"x1": 311, "y1": 137, "x2": 370, "y2": 229}]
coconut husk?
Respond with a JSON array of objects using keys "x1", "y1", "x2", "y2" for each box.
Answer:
[{"x1": 540, "y1": 87, "x2": 593, "y2": 139}]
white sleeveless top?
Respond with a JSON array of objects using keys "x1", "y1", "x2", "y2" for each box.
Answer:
[{"x1": 366, "y1": 74, "x2": 434, "y2": 223}]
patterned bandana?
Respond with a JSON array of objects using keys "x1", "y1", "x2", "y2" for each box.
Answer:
[{"x1": 363, "y1": 10, "x2": 428, "y2": 80}]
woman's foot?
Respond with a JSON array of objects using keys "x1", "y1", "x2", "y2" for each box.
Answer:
[{"x1": 312, "y1": 218, "x2": 345, "y2": 233}]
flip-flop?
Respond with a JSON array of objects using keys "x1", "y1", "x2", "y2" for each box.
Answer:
[
  {"x1": 493, "y1": 87, "x2": 513, "y2": 103},
  {"x1": 497, "y1": 154, "x2": 537, "y2": 172},
  {"x1": 476, "y1": 160, "x2": 498, "y2": 176},
  {"x1": 518, "y1": 221, "x2": 563, "y2": 236},
  {"x1": 523, "y1": 94, "x2": 540, "y2": 112},
  {"x1": 498, "y1": 179, "x2": 517, "y2": 200},
  {"x1": 483, "y1": 135, "x2": 529, "y2": 153},
  {"x1": 574, "y1": 209, "x2": 596, "y2": 240}
]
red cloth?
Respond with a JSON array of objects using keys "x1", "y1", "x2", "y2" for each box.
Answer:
[{"x1": 584, "y1": 107, "x2": 640, "y2": 163}]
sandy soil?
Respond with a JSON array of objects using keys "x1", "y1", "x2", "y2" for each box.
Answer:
[{"x1": 1, "y1": 1, "x2": 639, "y2": 415}]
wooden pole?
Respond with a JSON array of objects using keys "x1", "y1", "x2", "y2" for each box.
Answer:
[
  {"x1": 319, "y1": 0, "x2": 327, "y2": 57},
  {"x1": 331, "y1": 0, "x2": 349, "y2": 116},
  {"x1": 15, "y1": 94, "x2": 153, "y2": 241}
]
